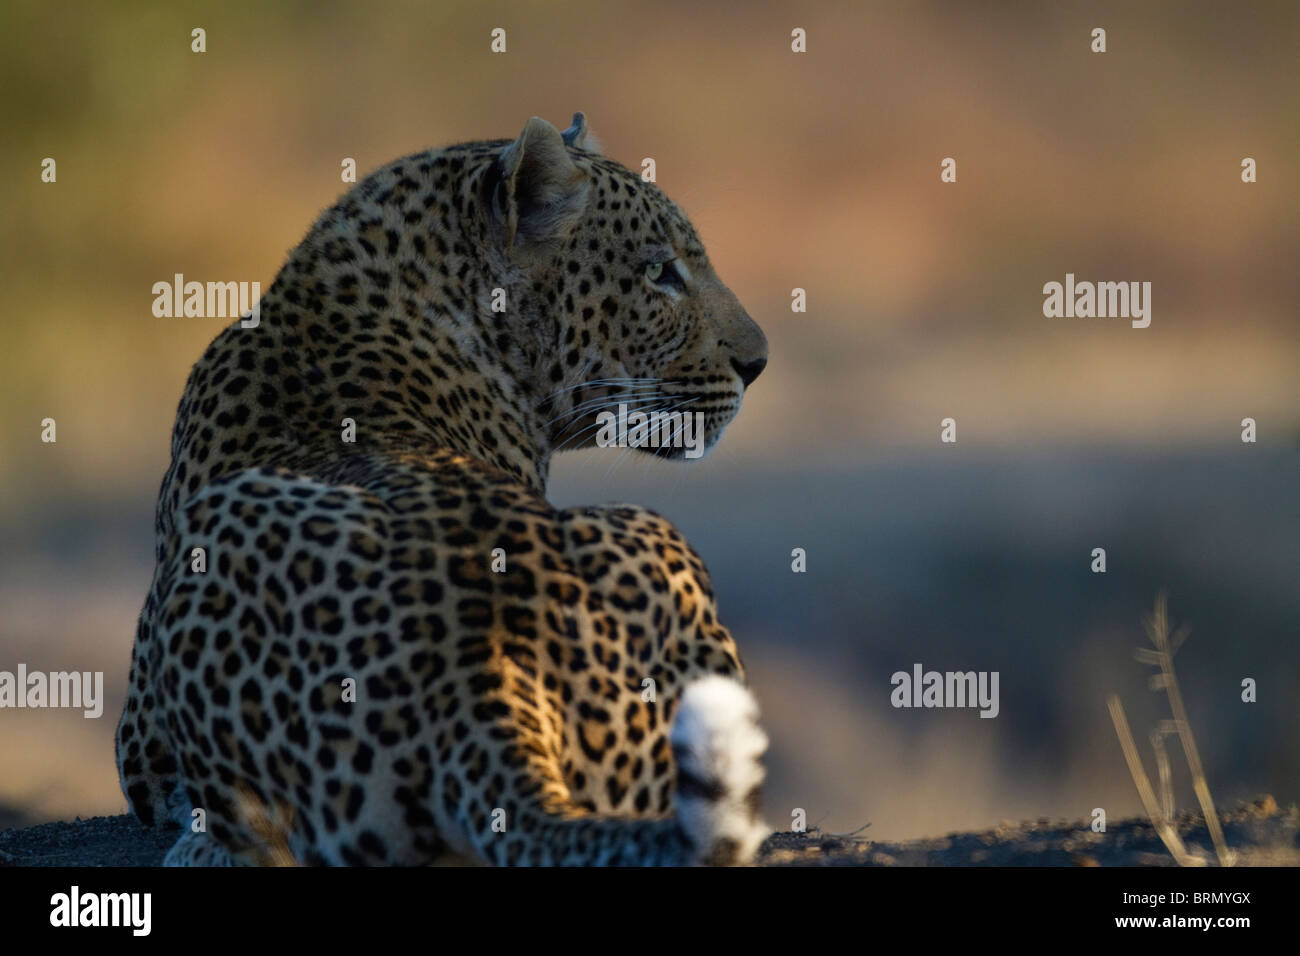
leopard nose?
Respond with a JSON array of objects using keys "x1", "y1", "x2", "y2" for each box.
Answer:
[{"x1": 730, "y1": 355, "x2": 767, "y2": 388}]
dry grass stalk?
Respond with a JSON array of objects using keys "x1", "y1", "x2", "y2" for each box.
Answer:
[
  {"x1": 1107, "y1": 694, "x2": 1202, "y2": 866},
  {"x1": 1110, "y1": 592, "x2": 1235, "y2": 867}
]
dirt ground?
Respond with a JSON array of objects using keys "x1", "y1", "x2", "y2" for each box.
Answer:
[
  {"x1": 761, "y1": 796, "x2": 1298, "y2": 866},
  {"x1": 0, "y1": 796, "x2": 1294, "y2": 867}
]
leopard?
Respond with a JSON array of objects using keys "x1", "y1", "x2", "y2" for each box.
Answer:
[{"x1": 115, "y1": 112, "x2": 771, "y2": 866}]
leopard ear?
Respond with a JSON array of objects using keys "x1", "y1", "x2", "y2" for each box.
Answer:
[
  {"x1": 562, "y1": 112, "x2": 602, "y2": 155},
  {"x1": 560, "y1": 112, "x2": 588, "y2": 148},
  {"x1": 495, "y1": 116, "x2": 590, "y2": 247}
]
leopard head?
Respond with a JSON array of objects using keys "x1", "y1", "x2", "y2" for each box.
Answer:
[{"x1": 487, "y1": 113, "x2": 768, "y2": 460}]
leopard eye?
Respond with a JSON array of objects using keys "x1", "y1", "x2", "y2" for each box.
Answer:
[{"x1": 644, "y1": 258, "x2": 685, "y2": 291}]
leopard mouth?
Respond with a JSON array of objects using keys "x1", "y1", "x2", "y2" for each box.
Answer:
[
  {"x1": 628, "y1": 403, "x2": 736, "y2": 461},
  {"x1": 545, "y1": 376, "x2": 740, "y2": 460}
]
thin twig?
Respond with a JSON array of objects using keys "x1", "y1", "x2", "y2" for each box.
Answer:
[{"x1": 826, "y1": 821, "x2": 873, "y2": 840}]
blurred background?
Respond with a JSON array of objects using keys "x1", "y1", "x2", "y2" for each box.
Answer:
[{"x1": 1, "y1": 1, "x2": 1296, "y2": 840}]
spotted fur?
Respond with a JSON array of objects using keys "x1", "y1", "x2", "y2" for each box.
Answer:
[{"x1": 116, "y1": 113, "x2": 770, "y2": 865}]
